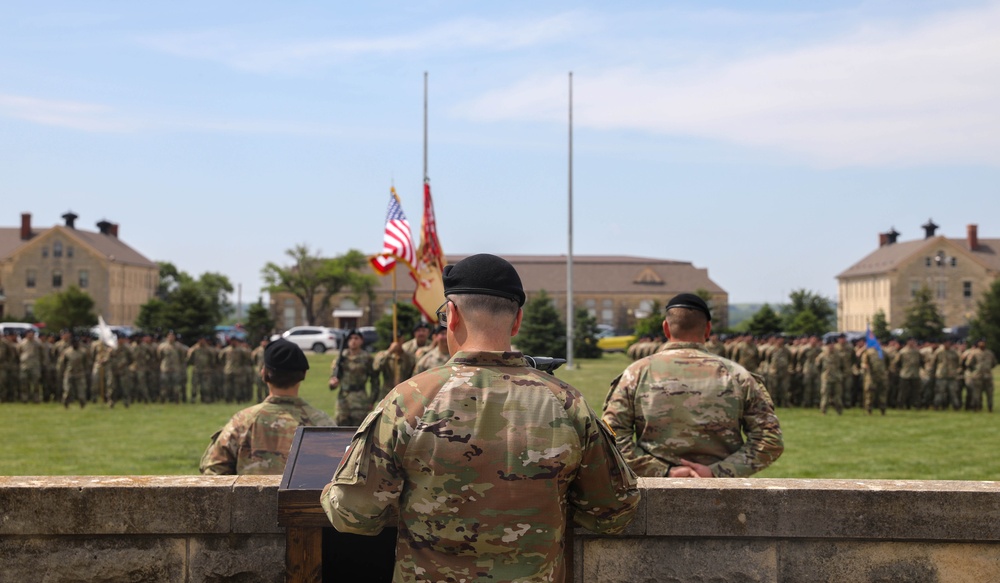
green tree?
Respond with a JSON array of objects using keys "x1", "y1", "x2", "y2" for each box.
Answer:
[
  {"x1": 261, "y1": 245, "x2": 375, "y2": 325},
  {"x1": 245, "y1": 298, "x2": 275, "y2": 346},
  {"x1": 197, "y1": 272, "x2": 234, "y2": 324},
  {"x1": 137, "y1": 282, "x2": 216, "y2": 342},
  {"x1": 632, "y1": 301, "x2": 664, "y2": 340},
  {"x1": 33, "y1": 286, "x2": 98, "y2": 331},
  {"x1": 969, "y1": 278, "x2": 1000, "y2": 355},
  {"x1": 871, "y1": 309, "x2": 892, "y2": 344},
  {"x1": 573, "y1": 307, "x2": 603, "y2": 359},
  {"x1": 781, "y1": 289, "x2": 834, "y2": 335},
  {"x1": 901, "y1": 286, "x2": 944, "y2": 341},
  {"x1": 374, "y1": 303, "x2": 423, "y2": 350},
  {"x1": 747, "y1": 303, "x2": 783, "y2": 336},
  {"x1": 515, "y1": 290, "x2": 565, "y2": 358}
]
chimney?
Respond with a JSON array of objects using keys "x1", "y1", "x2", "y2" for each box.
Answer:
[
  {"x1": 97, "y1": 219, "x2": 113, "y2": 235},
  {"x1": 968, "y1": 224, "x2": 979, "y2": 250},
  {"x1": 922, "y1": 219, "x2": 939, "y2": 239},
  {"x1": 20, "y1": 213, "x2": 31, "y2": 240},
  {"x1": 879, "y1": 233, "x2": 889, "y2": 247},
  {"x1": 110, "y1": 223, "x2": 119, "y2": 238},
  {"x1": 61, "y1": 211, "x2": 78, "y2": 229}
]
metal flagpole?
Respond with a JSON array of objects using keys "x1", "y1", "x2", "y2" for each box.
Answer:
[
  {"x1": 566, "y1": 72, "x2": 575, "y2": 370},
  {"x1": 424, "y1": 71, "x2": 429, "y2": 184}
]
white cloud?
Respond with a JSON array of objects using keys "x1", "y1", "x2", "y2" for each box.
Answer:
[
  {"x1": 0, "y1": 94, "x2": 139, "y2": 132},
  {"x1": 138, "y1": 13, "x2": 593, "y2": 73},
  {"x1": 455, "y1": 4, "x2": 1000, "y2": 167}
]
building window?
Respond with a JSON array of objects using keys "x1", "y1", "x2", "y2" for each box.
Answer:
[
  {"x1": 935, "y1": 280, "x2": 946, "y2": 299},
  {"x1": 910, "y1": 280, "x2": 920, "y2": 298},
  {"x1": 950, "y1": 257, "x2": 957, "y2": 267},
  {"x1": 67, "y1": 246, "x2": 74, "y2": 258},
  {"x1": 41, "y1": 247, "x2": 48, "y2": 258},
  {"x1": 925, "y1": 257, "x2": 931, "y2": 267},
  {"x1": 963, "y1": 281, "x2": 972, "y2": 299},
  {"x1": 53, "y1": 270, "x2": 63, "y2": 288},
  {"x1": 585, "y1": 299, "x2": 596, "y2": 317},
  {"x1": 79, "y1": 270, "x2": 89, "y2": 288},
  {"x1": 26, "y1": 269, "x2": 36, "y2": 288},
  {"x1": 53, "y1": 241, "x2": 63, "y2": 258},
  {"x1": 24, "y1": 303, "x2": 34, "y2": 319}
]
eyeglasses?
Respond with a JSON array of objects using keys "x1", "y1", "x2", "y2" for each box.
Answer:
[{"x1": 436, "y1": 301, "x2": 452, "y2": 325}]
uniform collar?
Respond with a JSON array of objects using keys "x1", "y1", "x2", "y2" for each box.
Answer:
[{"x1": 449, "y1": 350, "x2": 528, "y2": 367}]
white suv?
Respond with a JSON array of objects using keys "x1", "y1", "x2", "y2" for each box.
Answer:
[{"x1": 278, "y1": 326, "x2": 344, "y2": 354}]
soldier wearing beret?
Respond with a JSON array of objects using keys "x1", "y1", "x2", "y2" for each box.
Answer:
[
  {"x1": 328, "y1": 329, "x2": 379, "y2": 426},
  {"x1": 603, "y1": 293, "x2": 784, "y2": 478},
  {"x1": 401, "y1": 321, "x2": 432, "y2": 360},
  {"x1": 199, "y1": 339, "x2": 334, "y2": 475},
  {"x1": 323, "y1": 253, "x2": 639, "y2": 583}
]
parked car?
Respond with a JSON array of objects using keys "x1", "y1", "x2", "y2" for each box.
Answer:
[
  {"x1": 597, "y1": 333, "x2": 636, "y2": 352},
  {"x1": 357, "y1": 326, "x2": 379, "y2": 351},
  {"x1": 0, "y1": 322, "x2": 40, "y2": 337},
  {"x1": 277, "y1": 326, "x2": 344, "y2": 354}
]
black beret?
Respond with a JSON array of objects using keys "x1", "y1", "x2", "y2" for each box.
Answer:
[
  {"x1": 413, "y1": 322, "x2": 430, "y2": 333},
  {"x1": 264, "y1": 339, "x2": 310, "y2": 372},
  {"x1": 665, "y1": 293, "x2": 712, "y2": 322},
  {"x1": 346, "y1": 328, "x2": 363, "y2": 341},
  {"x1": 443, "y1": 254, "x2": 525, "y2": 306}
]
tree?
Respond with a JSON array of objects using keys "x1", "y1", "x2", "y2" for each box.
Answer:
[
  {"x1": 781, "y1": 289, "x2": 835, "y2": 335},
  {"x1": 137, "y1": 282, "x2": 216, "y2": 342},
  {"x1": 871, "y1": 309, "x2": 892, "y2": 344},
  {"x1": 969, "y1": 278, "x2": 1000, "y2": 355},
  {"x1": 261, "y1": 245, "x2": 375, "y2": 325},
  {"x1": 374, "y1": 303, "x2": 423, "y2": 350},
  {"x1": 746, "y1": 304, "x2": 783, "y2": 336},
  {"x1": 901, "y1": 286, "x2": 944, "y2": 341},
  {"x1": 573, "y1": 307, "x2": 603, "y2": 359},
  {"x1": 245, "y1": 298, "x2": 275, "y2": 346},
  {"x1": 33, "y1": 286, "x2": 98, "y2": 331},
  {"x1": 515, "y1": 290, "x2": 565, "y2": 358},
  {"x1": 197, "y1": 272, "x2": 235, "y2": 324},
  {"x1": 632, "y1": 301, "x2": 664, "y2": 340}
]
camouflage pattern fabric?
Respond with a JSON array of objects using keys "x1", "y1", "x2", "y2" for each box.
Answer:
[
  {"x1": 199, "y1": 395, "x2": 335, "y2": 475},
  {"x1": 322, "y1": 350, "x2": 640, "y2": 583},
  {"x1": 766, "y1": 345, "x2": 792, "y2": 407},
  {"x1": 816, "y1": 345, "x2": 844, "y2": 414},
  {"x1": 602, "y1": 341, "x2": 783, "y2": 478},
  {"x1": 187, "y1": 343, "x2": 216, "y2": 403},
  {"x1": 250, "y1": 344, "x2": 267, "y2": 402},
  {"x1": 933, "y1": 346, "x2": 961, "y2": 409},
  {"x1": 860, "y1": 347, "x2": 888, "y2": 413},
  {"x1": 57, "y1": 346, "x2": 88, "y2": 405},
  {"x1": 372, "y1": 350, "x2": 415, "y2": 402},
  {"x1": 894, "y1": 346, "x2": 922, "y2": 409},
  {"x1": 962, "y1": 347, "x2": 996, "y2": 411},
  {"x1": 18, "y1": 337, "x2": 44, "y2": 403},
  {"x1": 799, "y1": 343, "x2": 822, "y2": 408},
  {"x1": 401, "y1": 337, "x2": 431, "y2": 360},
  {"x1": 330, "y1": 350, "x2": 379, "y2": 426},
  {"x1": 413, "y1": 348, "x2": 449, "y2": 375}
]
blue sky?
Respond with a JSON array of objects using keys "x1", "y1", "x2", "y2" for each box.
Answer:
[{"x1": 3, "y1": 1, "x2": 999, "y2": 308}]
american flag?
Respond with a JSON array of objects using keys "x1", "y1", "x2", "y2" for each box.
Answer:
[{"x1": 370, "y1": 187, "x2": 415, "y2": 274}]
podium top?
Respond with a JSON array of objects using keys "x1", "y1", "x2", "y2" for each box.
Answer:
[{"x1": 277, "y1": 425, "x2": 358, "y2": 527}]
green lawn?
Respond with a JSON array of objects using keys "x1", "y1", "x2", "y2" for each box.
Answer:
[{"x1": 1, "y1": 352, "x2": 997, "y2": 480}]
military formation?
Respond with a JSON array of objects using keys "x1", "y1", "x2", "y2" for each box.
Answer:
[
  {"x1": 628, "y1": 332, "x2": 996, "y2": 414},
  {"x1": 0, "y1": 328, "x2": 265, "y2": 408}
]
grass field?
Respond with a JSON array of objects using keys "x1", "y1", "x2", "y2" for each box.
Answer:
[{"x1": 1, "y1": 352, "x2": 997, "y2": 480}]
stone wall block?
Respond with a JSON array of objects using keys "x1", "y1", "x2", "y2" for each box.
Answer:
[
  {"x1": 0, "y1": 536, "x2": 186, "y2": 583},
  {"x1": 188, "y1": 535, "x2": 285, "y2": 583},
  {"x1": 579, "y1": 537, "x2": 778, "y2": 583},
  {"x1": 231, "y1": 476, "x2": 283, "y2": 534}
]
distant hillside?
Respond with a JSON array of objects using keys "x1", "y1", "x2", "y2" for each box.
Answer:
[{"x1": 728, "y1": 303, "x2": 763, "y2": 328}]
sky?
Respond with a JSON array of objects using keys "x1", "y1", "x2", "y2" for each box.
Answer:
[{"x1": 3, "y1": 0, "x2": 999, "y2": 308}]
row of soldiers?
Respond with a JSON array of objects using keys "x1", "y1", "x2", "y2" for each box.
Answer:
[
  {"x1": 628, "y1": 333, "x2": 996, "y2": 414},
  {"x1": 0, "y1": 328, "x2": 270, "y2": 407}
]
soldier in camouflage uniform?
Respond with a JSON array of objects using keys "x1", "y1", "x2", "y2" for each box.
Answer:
[
  {"x1": 372, "y1": 341, "x2": 415, "y2": 403},
  {"x1": 401, "y1": 322, "x2": 432, "y2": 361},
  {"x1": 962, "y1": 340, "x2": 996, "y2": 412},
  {"x1": 932, "y1": 340, "x2": 961, "y2": 410},
  {"x1": 250, "y1": 338, "x2": 268, "y2": 402},
  {"x1": 133, "y1": 334, "x2": 157, "y2": 403},
  {"x1": 18, "y1": 330, "x2": 45, "y2": 403},
  {"x1": 799, "y1": 336, "x2": 822, "y2": 408},
  {"x1": 604, "y1": 293, "x2": 783, "y2": 478},
  {"x1": 57, "y1": 337, "x2": 89, "y2": 408},
  {"x1": 157, "y1": 331, "x2": 186, "y2": 403},
  {"x1": 919, "y1": 341, "x2": 937, "y2": 409},
  {"x1": 328, "y1": 330, "x2": 379, "y2": 426},
  {"x1": 893, "y1": 338, "x2": 922, "y2": 409},
  {"x1": 108, "y1": 334, "x2": 135, "y2": 407},
  {"x1": 220, "y1": 338, "x2": 252, "y2": 403},
  {"x1": 323, "y1": 254, "x2": 639, "y2": 583},
  {"x1": 0, "y1": 330, "x2": 18, "y2": 402},
  {"x1": 90, "y1": 337, "x2": 113, "y2": 403},
  {"x1": 704, "y1": 333, "x2": 726, "y2": 357},
  {"x1": 187, "y1": 337, "x2": 216, "y2": 403},
  {"x1": 816, "y1": 336, "x2": 845, "y2": 415},
  {"x1": 859, "y1": 344, "x2": 888, "y2": 415},
  {"x1": 413, "y1": 326, "x2": 449, "y2": 375},
  {"x1": 766, "y1": 336, "x2": 792, "y2": 407},
  {"x1": 200, "y1": 339, "x2": 334, "y2": 475}
]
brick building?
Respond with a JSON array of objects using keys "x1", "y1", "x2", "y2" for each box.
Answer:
[
  {"x1": 0, "y1": 212, "x2": 159, "y2": 326},
  {"x1": 270, "y1": 254, "x2": 727, "y2": 332}
]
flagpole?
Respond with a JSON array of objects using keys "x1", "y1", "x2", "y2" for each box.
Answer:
[
  {"x1": 566, "y1": 71, "x2": 575, "y2": 370},
  {"x1": 392, "y1": 267, "x2": 398, "y2": 341},
  {"x1": 424, "y1": 71, "x2": 429, "y2": 184}
]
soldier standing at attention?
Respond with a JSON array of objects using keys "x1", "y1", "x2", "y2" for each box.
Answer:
[
  {"x1": 372, "y1": 341, "x2": 415, "y2": 404},
  {"x1": 157, "y1": 331, "x2": 185, "y2": 403},
  {"x1": 603, "y1": 293, "x2": 783, "y2": 478},
  {"x1": 328, "y1": 329, "x2": 379, "y2": 426},
  {"x1": 767, "y1": 336, "x2": 792, "y2": 407},
  {"x1": 919, "y1": 340, "x2": 937, "y2": 409},
  {"x1": 323, "y1": 254, "x2": 639, "y2": 582},
  {"x1": 894, "y1": 338, "x2": 922, "y2": 409},
  {"x1": 963, "y1": 339, "x2": 997, "y2": 412},
  {"x1": 799, "y1": 336, "x2": 822, "y2": 408},
  {"x1": 0, "y1": 330, "x2": 19, "y2": 402},
  {"x1": 57, "y1": 336, "x2": 89, "y2": 408},
  {"x1": 108, "y1": 334, "x2": 134, "y2": 408},
  {"x1": 219, "y1": 337, "x2": 242, "y2": 403},
  {"x1": 413, "y1": 325, "x2": 449, "y2": 375},
  {"x1": 187, "y1": 337, "x2": 216, "y2": 404},
  {"x1": 817, "y1": 336, "x2": 845, "y2": 415},
  {"x1": 18, "y1": 330, "x2": 45, "y2": 403},
  {"x1": 250, "y1": 338, "x2": 269, "y2": 402},
  {"x1": 859, "y1": 343, "x2": 888, "y2": 415},
  {"x1": 401, "y1": 322, "x2": 432, "y2": 360},
  {"x1": 933, "y1": 339, "x2": 961, "y2": 410},
  {"x1": 200, "y1": 339, "x2": 334, "y2": 475}
]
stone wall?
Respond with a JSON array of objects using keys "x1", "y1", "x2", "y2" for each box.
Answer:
[{"x1": 2, "y1": 476, "x2": 999, "y2": 583}]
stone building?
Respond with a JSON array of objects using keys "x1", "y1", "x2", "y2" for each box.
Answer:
[
  {"x1": 836, "y1": 221, "x2": 999, "y2": 331},
  {"x1": 0, "y1": 212, "x2": 159, "y2": 326},
  {"x1": 270, "y1": 254, "x2": 727, "y2": 332}
]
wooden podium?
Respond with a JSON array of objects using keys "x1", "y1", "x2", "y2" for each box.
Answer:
[{"x1": 278, "y1": 426, "x2": 396, "y2": 582}]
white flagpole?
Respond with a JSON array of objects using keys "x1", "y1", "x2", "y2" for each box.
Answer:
[{"x1": 566, "y1": 72, "x2": 575, "y2": 370}]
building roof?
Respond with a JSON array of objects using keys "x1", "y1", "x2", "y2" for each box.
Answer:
[
  {"x1": 837, "y1": 236, "x2": 1000, "y2": 279},
  {"x1": 0, "y1": 226, "x2": 157, "y2": 268},
  {"x1": 370, "y1": 254, "x2": 725, "y2": 295}
]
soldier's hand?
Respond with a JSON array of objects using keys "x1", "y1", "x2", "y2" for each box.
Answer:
[
  {"x1": 328, "y1": 376, "x2": 339, "y2": 390},
  {"x1": 667, "y1": 466, "x2": 701, "y2": 478},
  {"x1": 678, "y1": 459, "x2": 713, "y2": 478}
]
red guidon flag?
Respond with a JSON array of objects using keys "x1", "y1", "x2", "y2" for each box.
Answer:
[
  {"x1": 412, "y1": 181, "x2": 446, "y2": 322},
  {"x1": 370, "y1": 187, "x2": 416, "y2": 274}
]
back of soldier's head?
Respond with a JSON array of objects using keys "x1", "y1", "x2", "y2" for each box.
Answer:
[{"x1": 443, "y1": 254, "x2": 524, "y2": 333}]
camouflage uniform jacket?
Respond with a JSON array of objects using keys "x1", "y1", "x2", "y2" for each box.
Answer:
[
  {"x1": 109, "y1": 343, "x2": 133, "y2": 373},
  {"x1": 57, "y1": 346, "x2": 88, "y2": 379},
  {"x1": 413, "y1": 348, "x2": 450, "y2": 375},
  {"x1": 401, "y1": 337, "x2": 431, "y2": 360},
  {"x1": 372, "y1": 349, "x2": 416, "y2": 392},
  {"x1": 933, "y1": 346, "x2": 960, "y2": 380},
  {"x1": 331, "y1": 350, "x2": 379, "y2": 394},
  {"x1": 199, "y1": 395, "x2": 335, "y2": 475},
  {"x1": 767, "y1": 346, "x2": 792, "y2": 376},
  {"x1": 894, "y1": 346, "x2": 923, "y2": 379},
  {"x1": 187, "y1": 344, "x2": 216, "y2": 371},
  {"x1": 157, "y1": 340, "x2": 184, "y2": 372},
  {"x1": 815, "y1": 345, "x2": 844, "y2": 381},
  {"x1": 602, "y1": 341, "x2": 783, "y2": 478},
  {"x1": 963, "y1": 347, "x2": 996, "y2": 378},
  {"x1": 18, "y1": 338, "x2": 44, "y2": 372},
  {"x1": 322, "y1": 351, "x2": 640, "y2": 583},
  {"x1": 860, "y1": 347, "x2": 886, "y2": 376}
]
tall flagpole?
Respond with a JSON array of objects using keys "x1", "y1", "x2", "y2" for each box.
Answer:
[
  {"x1": 424, "y1": 71, "x2": 429, "y2": 184},
  {"x1": 566, "y1": 72, "x2": 575, "y2": 370}
]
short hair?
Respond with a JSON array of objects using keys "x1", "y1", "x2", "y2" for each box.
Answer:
[
  {"x1": 263, "y1": 367, "x2": 306, "y2": 389},
  {"x1": 665, "y1": 307, "x2": 708, "y2": 337},
  {"x1": 450, "y1": 293, "x2": 519, "y2": 318}
]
